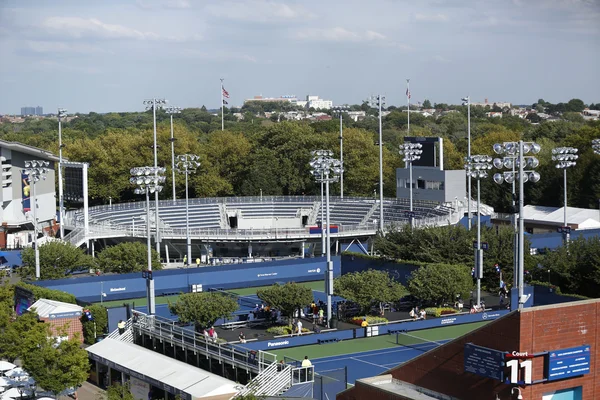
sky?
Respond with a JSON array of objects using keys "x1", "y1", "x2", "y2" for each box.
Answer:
[{"x1": 0, "y1": 0, "x2": 599, "y2": 114}]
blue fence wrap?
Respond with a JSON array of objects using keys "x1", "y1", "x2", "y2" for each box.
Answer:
[
  {"x1": 239, "y1": 309, "x2": 510, "y2": 351},
  {"x1": 341, "y1": 255, "x2": 420, "y2": 286},
  {"x1": 31, "y1": 257, "x2": 341, "y2": 303}
]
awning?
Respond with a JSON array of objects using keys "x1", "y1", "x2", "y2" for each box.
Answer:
[{"x1": 86, "y1": 339, "x2": 239, "y2": 399}]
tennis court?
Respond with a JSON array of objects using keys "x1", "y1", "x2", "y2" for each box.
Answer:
[{"x1": 272, "y1": 322, "x2": 488, "y2": 384}]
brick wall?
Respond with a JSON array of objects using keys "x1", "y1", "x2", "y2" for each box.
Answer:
[
  {"x1": 40, "y1": 316, "x2": 84, "y2": 344},
  {"x1": 338, "y1": 299, "x2": 600, "y2": 400}
]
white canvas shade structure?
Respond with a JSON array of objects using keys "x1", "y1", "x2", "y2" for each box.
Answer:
[
  {"x1": 86, "y1": 338, "x2": 239, "y2": 399},
  {"x1": 0, "y1": 377, "x2": 18, "y2": 388},
  {"x1": 1, "y1": 387, "x2": 33, "y2": 399},
  {"x1": 3, "y1": 369, "x2": 27, "y2": 380},
  {"x1": 0, "y1": 362, "x2": 15, "y2": 373}
]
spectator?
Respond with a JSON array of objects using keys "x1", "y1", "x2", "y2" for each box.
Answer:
[
  {"x1": 196, "y1": 257, "x2": 200, "y2": 267},
  {"x1": 420, "y1": 309, "x2": 426, "y2": 320},
  {"x1": 208, "y1": 326, "x2": 215, "y2": 338},
  {"x1": 301, "y1": 356, "x2": 312, "y2": 367},
  {"x1": 239, "y1": 332, "x2": 246, "y2": 344},
  {"x1": 203, "y1": 329, "x2": 209, "y2": 341},
  {"x1": 183, "y1": 255, "x2": 187, "y2": 265},
  {"x1": 361, "y1": 318, "x2": 369, "y2": 327},
  {"x1": 297, "y1": 319, "x2": 303, "y2": 336},
  {"x1": 318, "y1": 308, "x2": 324, "y2": 325},
  {"x1": 211, "y1": 328, "x2": 219, "y2": 343},
  {"x1": 118, "y1": 320, "x2": 126, "y2": 335},
  {"x1": 301, "y1": 356, "x2": 313, "y2": 381},
  {"x1": 277, "y1": 359, "x2": 285, "y2": 372},
  {"x1": 409, "y1": 308, "x2": 417, "y2": 320}
]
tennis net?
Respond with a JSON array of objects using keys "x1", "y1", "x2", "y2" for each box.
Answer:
[
  {"x1": 395, "y1": 330, "x2": 447, "y2": 352},
  {"x1": 208, "y1": 288, "x2": 259, "y2": 311}
]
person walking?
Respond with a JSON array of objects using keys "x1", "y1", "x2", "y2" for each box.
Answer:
[
  {"x1": 318, "y1": 308, "x2": 324, "y2": 325},
  {"x1": 239, "y1": 332, "x2": 246, "y2": 344},
  {"x1": 183, "y1": 255, "x2": 187, "y2": 266},
  {"x1": 296, "y1": 319, "x2": 303, "y2": 336},
  {"x1": 196, "y1": 257, "x2": 200, "y2": 267}
]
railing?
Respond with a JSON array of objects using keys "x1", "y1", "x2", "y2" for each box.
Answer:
[
  {"x1": 106, "y1": 319, "x2": 133, "y2": 342},
  {"x1": 131, "y1": 310, "x2": 276, "y2": 373}
]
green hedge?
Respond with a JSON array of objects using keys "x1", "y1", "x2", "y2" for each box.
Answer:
[
  {"x1": 16, "y1": 282, "x2": 77, "y2": 304},
  {"x1": 529, "y1": 280, "x2": 589, "y2": 300}
]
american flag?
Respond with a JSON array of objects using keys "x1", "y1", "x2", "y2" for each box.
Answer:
[
  {"x1": 222, "y1": 87, "x2": 230, "y2": 99},
  {"x1": 406, "y1": 88, "x2": 411, "y2": 100}
]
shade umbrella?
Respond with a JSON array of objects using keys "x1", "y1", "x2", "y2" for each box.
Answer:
[
  {"x1": 1, "y1": 387, "x2": 33, "y2": 399},
  {"x1": 3, "y1": 370, "x2": 27, "y2": 380},
  {"x1": 0, "y1": 377, "x2": 17, "y2": 388},
  {"x1": 0, "y1": 362, "x2": 15, "y2": 373},
  {"x1": 36, "y1": 398, "x2": 56, "y2": 400}
]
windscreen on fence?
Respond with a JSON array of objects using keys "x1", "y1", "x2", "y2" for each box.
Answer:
[{"x1": 313, "y1": 367, "x2": 347, "y2": 400}]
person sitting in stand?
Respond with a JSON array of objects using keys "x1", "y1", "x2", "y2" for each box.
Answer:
[
  {"x1": 211, "y1": 328, "x2": 218, "y2": 343},
  {"x1": 239, "y1": 332, "x2": 246, "y2": 343},
  {"x1": 409, "y1": 308, "x2": 417, "y2": 320},
  {"x1": 361, "y1": 318, "x2": 369, "y2": 327},
  {"x1": 420, "y1": 309, "x2": 426, "y2": 320}
]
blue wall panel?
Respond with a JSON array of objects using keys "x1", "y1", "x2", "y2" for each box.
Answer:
[
  {"x1": 31, "y1": 257, "x2": 340, "y2": 303},
  {"x1": 341, "y1": 255, "x2": 419, "y2": 286}
]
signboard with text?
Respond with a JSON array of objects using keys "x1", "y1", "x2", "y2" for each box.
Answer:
[
  {"x1": 464, "y1": 343, "x2": 505, "y2": 381},
  {"x1": 546, "y1": 345, "x2": 591, "y2": 381}
]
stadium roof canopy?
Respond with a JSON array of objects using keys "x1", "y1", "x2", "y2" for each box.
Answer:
[
  {"x1": 523, "y1": 205, "x2": 600, "y2": 229},
  {"x1": 0, "y1": 139, "x2": 60, "y2": 162},
  {"x1": 86, "y1": 338, "x2": 239, "y2": 399}
]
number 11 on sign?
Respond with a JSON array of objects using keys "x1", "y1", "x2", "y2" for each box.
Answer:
[{"x1": 506, "y1": 359, "x2": 532, "y2": 384}]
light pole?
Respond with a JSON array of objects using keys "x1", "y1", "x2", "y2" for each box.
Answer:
[
  {"x1": 175, "y1": 154, "x2": 200, "y2": 267},
  {"x1": 465, "y1": 155, "x2": 493, "y2": 307},
  {"x1": 552, "y1": 147, "x2": 578, "y2": 243},
  {"x1": 310, "y1": 150, "x2": 342, "y2": 328},
  {"x1": 462, "y1": 96, "x2": 472, "y2": 230},
  {"x1": 57, "y1": 108, "x2": 67, "y2": 238},
  {"x1": 493, "y1": 141, "x2": 541, "y2": 310},
  {"x1": 332, "y1": 105, "x2": 349, "y2": 199},
  {"x1": 165, "y1": 106, "x2": 182, "y2": 202},
  {"x1": 24, "y1": 160, "x2": 49, "y2": 279},
  {"x1": 399, "y1": 142, "x2": 422, "y2": 227},
  {"x1": 369, "y1": 95, "x2": 386, "y2": 232},
  {"x1": 130, "y1": 166, "x2": 166, "y2": 315},
  {"x1": 143, "y1": 98, "x2": 167, "y2": 255}
]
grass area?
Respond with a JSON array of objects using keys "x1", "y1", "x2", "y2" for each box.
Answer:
[
  {"x1": 95, "y1": 280, "x2": 325, "y2": 307},
  {"x1": 270, "y1": 321, "x2": 489, "y2": 361}
]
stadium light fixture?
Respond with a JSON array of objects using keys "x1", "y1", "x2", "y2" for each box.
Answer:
[
  {"x1": 552, "y1": 147, "x2": 578, "y2": 243},
  {"x1": 24, "y1": 160, "x2": 50, "y2": 279},
  {"x1": 130, "y1": 166, "x2": 166, "y2": 315},
  {"x1": 398, "y1": 142, "x2": 423, "y2": 228},
  {"x1": 369, "y1": 95, "x2": 386, "y2": 232},
  {"x1": 464, "y1": 155, "x2": 492, "y2": 308},
  {"x1": 165, "y1": 106, "x2": 182, "y2": 201},
  {"x1": 175, "y1": 154, "x2": 200, "y2": 268},
  {"x1": 461, "y1": 96, "x2": 472, "y2": 230},
  {"x1": 492, "y1": 141, "x2": 541, "y2": 311},
  {"x1": 332, "y1": 105, "x2": 350, "y2": 200},
  {"x1": 57, "y1": 108, "x2": 67, "y2": 239},
  {"x1": 310, "y1": 150, "x2": 343, "y2": 328},
  {"x1": 143, "y1": 98, "x2": 167, "y2": 254}
]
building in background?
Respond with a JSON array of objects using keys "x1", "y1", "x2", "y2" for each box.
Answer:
[
  {"x1": 243, "y1": 94, "x2": 333, "y2": 110},
  {"x1": 28, "y1": 298, "x2": 84, "y2": 343},
  {"x1": 20, "y1": 106, "x2": 44, "y2": 116}
]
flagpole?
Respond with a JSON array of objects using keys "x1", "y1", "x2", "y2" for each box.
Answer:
[
  {"x1": 220, "y1": 78, "x2": 224, "y2": 131},
  {"x1": 407, "y1": 79, "x2": 410, "y2": 136}
]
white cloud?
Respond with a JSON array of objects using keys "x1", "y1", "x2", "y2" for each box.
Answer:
[
  {"x1": 415, "y1": 13, "x2": 449, "y2": 22},
  {"x1": 295, "y1": 27, "x2": 387, "y2": 43},
  {"x1": 41, "y1": 17, "x2": 160, "y2": 40},
  {"x1": 206, "y1": 1, "x2": 314, "y2": 23},
  {"x1": 25, "y1": 40, "x2": 110, "y2": 54}
]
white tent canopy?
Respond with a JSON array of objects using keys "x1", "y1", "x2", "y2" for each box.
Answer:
[
  {"x1": 86, "y1": 338, "x2": 239, "y2": 399},
  {"x1": 0, "y1": 362, "x2": 15, "y2": 372}
]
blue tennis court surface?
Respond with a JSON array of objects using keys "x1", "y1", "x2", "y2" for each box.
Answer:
[{"x1": 312, "y1": 339, "x2": 450, "y2": 384}]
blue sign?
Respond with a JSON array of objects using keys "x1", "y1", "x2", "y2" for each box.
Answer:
[
  {"x1": 464, "y1": 343, "x2": 505, "y2": 381},
  {"x1": 546, "y1": 345, "x2": 591, "y2": 381}
]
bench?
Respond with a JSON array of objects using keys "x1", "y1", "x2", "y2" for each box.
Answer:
[
  {"x1": 317, "y1": 338, "x2": 339, "y2": 345},
  {"x1": 221, "y1": 321, "x2": 247, "y2": 330}
]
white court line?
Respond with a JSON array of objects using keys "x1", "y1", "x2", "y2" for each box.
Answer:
[
  {"x1": 350, "y1": 357, "x2": 389, "y2": 370},
  {"x1": 312, "y1": 340, "x2": 449, "y2": 365}
]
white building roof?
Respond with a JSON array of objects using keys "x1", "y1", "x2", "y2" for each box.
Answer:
[
  {"x1": 0, "y1": 139, "x2": 60, "y2": 162},
  {"x1": 28, "y1": 298, "x2": 82, "y2": 319},
  {"x1": 523, "y1": 205, "x2": 600, "y2": 228},
  {"x1": 86, "y1": 339, "x2": 239, "y2": 399}
]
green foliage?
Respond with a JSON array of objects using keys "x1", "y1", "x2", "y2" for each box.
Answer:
[
  {"x1": 257, "y1": 282, "x2": 313, "y2": 322},
  {"x1": 266, "y1": 325, "x2": 310, "y2": 335},
  {"x1": 23, "y1": 335, "x2": 90, "y2": 395},
  {"x1": 16, "y1": 281, "x2": 77, "y2": 304},
  {"x1": 334, "y1": 269, "x2": 408, "y2": 315},
  {"x1": 0, "y1": 310, "x2": 49, "y2": 362},
  {"x1": 349, "y1": 316, "x2": 388, "y2": 325},
  {"x1": 104, "y1": 382, "x2": 136, "y2": 400},
  {"x1": 20, "y1": 241, "x2": 95, "y2": 280},
  {"x1": 407, "y1": 263, "x2": 473, "y2": 306},
  {"x1": 424, "y1": 307, "x2": 458, "y2": 317},
  {"x1": 81, "y1": 304, "x2": 109, "y2": 344},
  {"x1": 169, "y1": 292, "x2": 239, "y2": 330},
  {"x1": 96, "y1": 242, "x2": 161, "y2": 273}
]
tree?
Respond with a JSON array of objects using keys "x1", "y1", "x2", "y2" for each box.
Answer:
[
  {"x1": 23, "y1": 334, "x2": 90, "y2": 396},
  {"x1": 104, "y1": 382, "x2": 136, "y2": 400},
  {"x1": 422, "y1": 99, "x2": 432, "y2": 109},
  {"x1": 256, "y1": 282, "x2": 313, "y2": 323},
  {"x1": 0, "y1": 311, "x2": 49, "y2": 362},
  {"x1": 334, "y1": 270, "x2": 408, "y2": 316},
  {"x1": 20, "y1": 241, "x2": 95, "y2": 280},
  {"x1": 566, "y1": 98, "x2": 585, "y2": 113},
  {"x1": 81, "y1": 304, "x2": 109, "y2": 344},
  {"x1": 407, "y1": 263, "x2": 473, "y2": 306},
  {"x1": 96, "y1": 242, "x2": 161, "y2": 274},
  {"x1": 169, "y1": 292, "x2": 239, "y2": 331}
]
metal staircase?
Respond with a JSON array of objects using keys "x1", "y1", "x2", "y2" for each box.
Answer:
[
  {"x1": 236, "y1": 362, "x2": 294, "y2": 397},
  {"x1": 106, "y1": 318, "x2": 134, "y2": 343},
  {"x1": 361, "y1": 201, "x2": 379, "y2": 226}
]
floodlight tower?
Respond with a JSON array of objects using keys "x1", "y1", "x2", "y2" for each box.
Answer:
[
  {"x1": 24, "y1": 160, "x2": 50, "y2": 279},
  {"x1": 175, "y1": 154, "x2": 200, "y2": 267},
  {"x1": 332, "y1": 105, "x2": 349, "y2": 199},
  {"x1": 493, "y1": 141, "x2": 541, "y2": 310},
  {"x1": 369, "y1": 95, "x2": 386, "y2": 232},
  {"x1": 165, "y1": 106, "x2": 182, "y2": 202},
  {"x1": 462, "y1": 96, "x2": 472, "y2": 230},
  {"x1": 57, "y1": 108, "x2": 67, "y2": 238},
  {"x1": 130, "y1": 166, "x2": 166, "y2": 315},
  {"x1": 552, "y1": 147, "x2": 578, "y2": 243},
  {"x1": 310, "y1": 150, "x2": 342, "y2": 328},
  {"x1": 143, "y1": 98, "x2": 167, "y2": 254},
  {"x1": 398, "y1": 142, "x2": 422, "y2": 227}
]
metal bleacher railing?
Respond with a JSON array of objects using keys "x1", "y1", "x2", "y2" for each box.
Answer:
[{"x1": 63, "y1": 196, "x2": 461, "y2": 247}]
